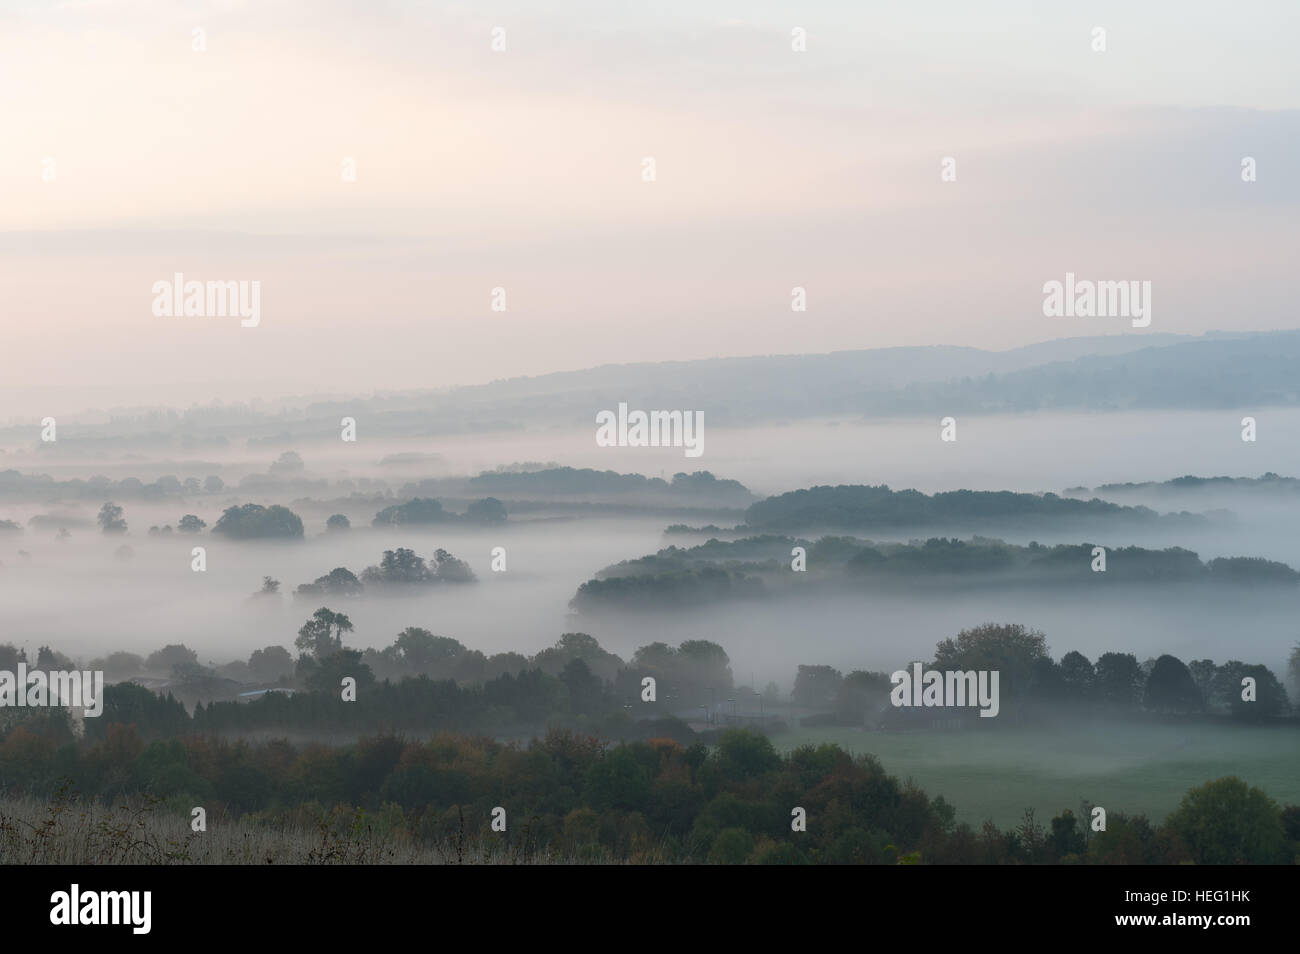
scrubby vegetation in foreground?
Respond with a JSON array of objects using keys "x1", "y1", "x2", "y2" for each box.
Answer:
[{"x1": 0, "y1": 789, "x2": 603, "y2": 864}]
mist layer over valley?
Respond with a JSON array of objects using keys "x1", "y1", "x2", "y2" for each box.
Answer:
[{"x1": 5, "y1": 347, "x2": 1300, "y2": 678}]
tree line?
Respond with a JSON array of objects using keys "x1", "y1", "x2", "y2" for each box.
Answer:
[
  {"x1": 0, "y1": 721, "x2": 1294, "y2": 864},
  {"x1": 793, "y1": 623, "x2": 1297, "y2": 725}
]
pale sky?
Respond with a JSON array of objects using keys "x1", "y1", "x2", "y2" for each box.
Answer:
[{"x1": 2, "y1": 0, "x2": 1298, "y2": 418}]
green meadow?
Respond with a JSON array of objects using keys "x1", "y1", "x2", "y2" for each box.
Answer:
[{"x1": 777, "y1": 721, "x2": 1300, "y2": 829}]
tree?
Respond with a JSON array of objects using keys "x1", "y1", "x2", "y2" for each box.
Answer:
[
  {"x1": 386, "y1": 627, "x2": 464, "y2": 673},
  {"x1": 1288, "y1": 643, "x2": 1300, "y2": 702},
  {"x1": 1027, "y1": 656, "x2": 1065, "y2": 701},
  {"x1": 1211, "y1": 661, "x2": 1291, "y2": 720},
  {"x1": 203, "y1": 475, "x2": 224, "y2": 493},
  {"x1": 933, "y1": 623, "x2": 1049, "y2": 702},
  {"x1": 1094, "y1": 652, "x2": 1143, "y2": 708},
  {"x1": 465, "y1": 497, "x2": 507, "y2": 524},
  {"x1": 561, "y1": 658, "x2": 607, "y2": 715},
  {"x1": 362, "y1": 548, "x2": 431, "y2": 584},
  {"x1": 708, "y1": 828, "x2": 754, "y2": 864},
  {"x1": 270, "y1": 451, "x2": 305, "y2": 473},
  {"x1": 836, "y1": 671, "x2": 892, "y2": 721},
  {"x1": 372, "y1": 498, "x2": 448, "y2": 526},
  {"x1": 37, "y1": 645, "x2": 75, "y2": 669},
  {"x1": 485, "y1": 651, "x2": 530, "y2": 680},
  {"x1": 1166, "y1": 777, "x2": 1291, "y2": 864},
  {"x1": 583, "y1": 743, "x2": 656, "y2": 812},
  {"x1": 298, "y1": 648, "x2": 374, "y2": 693},
  {"x1": 97, "y1": 502, "x2": 127, "y2": 534},
  {"x1": 1058, "y1": 651, "x2": 1095, "y2": 702},
  {"x1": 247, "y1": 645, "x2": 294, "y2": 682},
  {"x1": 1048, "y1": 810, "x2": 1086, "y2": 860},
  {"x1": 145, "y1": 644, "x2": 198, "y2": 673},
  {"x1": 85, "y1": 684, "x2": 188, "y2": 741},
  {"x1": 326, "y1": 514, "x2": 351, "y2": 532},
  {"x1": 433, "y1": 548, "x2": 476, "y2": 582},
  {"x1": 845, "y1": 547, "x2": 886, "y2": 572},
  {"x1": 177, "y1": 514, "x2": 206, "y2": 533},
  {"x1": 296, "y1": 567, "x2": 363, "y2": 597},
  {"x1": 295, "y1": 608, "x2": 354, "y2": 658},
  {"x1": 91, "y1": 651, "x2": 143, "y2": 681},
  {"x1": 1283, "y1": 805, "x2": 1300, "y2": 848},
  {"x1": 260, "y1": 576, "x2": 280, "y2": 594},
  {"x1": 212, "y1": 504, "x2": 304, "y2": 539},
  {"x1": 535, "y1": 633, "x2": 623, "y2": 683},
  {"x1": 714, "y1": 728, "x2": 781, "y2": 778},
  {"x1": 677, "y1": 640, "x2": 733, "y2": 690},
  {"x1": 793, "y1": 665, "x2": 842, "y2": 709},
  {"x1": 631, "y1": 642, "x2": 677, "y2": 671},
  {"x1": 1188, "y1": 659, "x2": 1217, "y2": 704},
  {"x1": 1142, "y1": 655, "x2": 1202, "y2": 713}
]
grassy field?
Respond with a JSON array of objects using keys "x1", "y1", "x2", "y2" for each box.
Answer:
[{"x1": 776, "y1": 721, "x2": 1300, "y2": 829}]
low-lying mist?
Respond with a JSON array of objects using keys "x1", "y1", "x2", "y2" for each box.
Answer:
[{"x1": 4, "y1": 408, "x2": 1300, "y2": 688}]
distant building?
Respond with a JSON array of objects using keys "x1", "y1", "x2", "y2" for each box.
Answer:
[
  {"x1": 128, "y1": 677, "x2": 174, "y2": 691},
  {"x1": 877, "y1": 704, "x2": 976, "y2": 731},
  {"x1": 237, "y1": 687, "x2": 295, "y2": 702}
]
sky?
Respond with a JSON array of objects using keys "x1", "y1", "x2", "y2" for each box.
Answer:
[{"x1": 2, "y1": 0, "x2": 1298, "y2": 418}]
